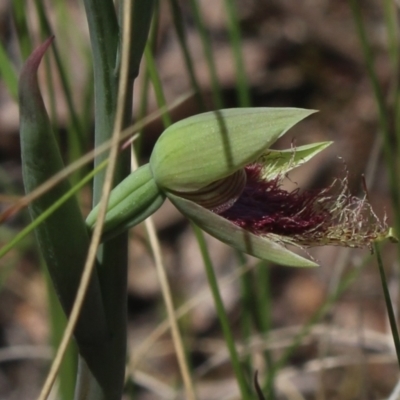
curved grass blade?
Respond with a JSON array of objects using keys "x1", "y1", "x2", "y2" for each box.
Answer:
[{"x1": 18, "y1": 37, "x2": 121, "y2": 397}]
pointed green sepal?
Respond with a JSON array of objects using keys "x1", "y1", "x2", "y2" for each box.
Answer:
[
  {"x1": 259, "y1": 141, "x2": 333, "y2": 180},
  {"x1": 86, "y1": 163, "x2": 165, "y2": 235},
  {"x1": 167, "y1": 192, "x2": 318, "y2": 267},
  {"x1": 150, "y1": 108, "x2": 316, "y2": 192}
]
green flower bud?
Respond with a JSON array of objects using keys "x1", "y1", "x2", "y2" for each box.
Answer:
[{"x1": 150, "y1": 108, "x2": 316, "y2": 192}]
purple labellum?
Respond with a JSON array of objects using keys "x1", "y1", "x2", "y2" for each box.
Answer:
[{"x1": 220, "y1": 164, "x2": 388, "y2": 249}]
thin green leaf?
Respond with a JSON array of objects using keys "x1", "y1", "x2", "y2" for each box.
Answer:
[
  {"x1": 19, "y1": 38, "x2": 112, "y2": 396},
  {"x1": 192, "y1": 224, "x2": 252, "y2": 399},
  {"x1": 33, "y1": 0, "x2": 86, "y2": 152},
  {"x1": 83, "y1": 1, "x2": 155, "y2": 398},
  {"x1": 144, "y1": 41, "x2": 172, "y2": 127},
  {"x1": 168, "y1": 0, "x2": 206, "y2": 111},
  {"x1": 374, "y1": 242, "x2": 400, "y2": 368},
  {"x1": 223, "y1": 0, "x2": 251, "y2": 107},
  {"x1": 0, "y1": 43, "x2": 18, "y2": 99},
  {"x1": 0, "y1": 160, "x2": 107, "y2": 261},
  {"x1": 44, "y1": 268, "x2": 77, "y2": 400},
  {"x1": 188, "y1": 0, "x2": 224, "y2": 108},
  {"x1": 11, "y1": 0, "x2": 32, "y2": 59}
]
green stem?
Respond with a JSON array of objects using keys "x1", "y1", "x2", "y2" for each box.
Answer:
[
  {"x1": 192, "y1": 224, "x2": 251, "y2": 399},
  {"x1": 45, "y1": 267, "x2": 77, "y2": 400},
  {"x1": 0, "y1": 43, "x2": 18, "y2": 99},
  {"x1": 83, "y1": 0, "x2": 119, "y2": 202},
  {"x1": 188, "y1": 0, "x2": 224, "y2": 109},
  {"x1": 383, "y1": 0, "x2": 399, "y2": 77},
  {"x1": 134, "y1": 1, "x2": 159, "y2": 154},
  {"x1": 235, "y1": 251, "x2": 255, "y2": 380},
  {"x1": 12, "y1": 0, "x2": 32, "y2": 59},
  {"x1": 144, "y1": 41, "x2": 172, "y2": 127},
  {"x1": 256, "y1": 265, "x2": 275, "y2": 398},
  {"x1": 33, "y1": 0, "x2": 86, "y2": 152},
  {"x1": 82, "y1": 1, "x2": 154, "y2": 398},
  {"x1": 144, "y1": 13, "x2": 198, "y2": 395},
  {"x1": 374, "y1": 242, "x2": 400, "y2": 368},
  {"x1": 223, "y1": 0, "x2": 251, "y2": 107},
  {"x1": 350, "y1": 0, "x2": 400, "y2": 256},
  {"x1": 82, "y1": 0, "x2": 121, "y2": 396},
  {"x1": 168, "y1": 0, "x2": 206, "y2": 111}
]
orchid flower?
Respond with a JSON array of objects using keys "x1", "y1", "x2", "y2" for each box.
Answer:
[{"x1": 86, "y1": 108, "x2": 392, "y2": 267}]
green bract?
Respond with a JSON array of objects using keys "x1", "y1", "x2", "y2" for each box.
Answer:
[{"x1": 150, "y1": 108, "x2": 316, "y2": 192}]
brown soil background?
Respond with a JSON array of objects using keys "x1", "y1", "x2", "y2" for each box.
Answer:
[{"x1": 0, "y1": 1, "x2": 399, "y2": 399}]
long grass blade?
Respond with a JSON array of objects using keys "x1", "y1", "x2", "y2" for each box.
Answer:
[
  {"x1": 142, "y1": 20, "x2": 197, "y2": 396},
  {"x1": 374, "y1": 242, "x2": 400, "y2": 368},
  {"x1": 192, "y1": 224, "x2": 251, "y2": 399},
  {"x1": 350, "y1": 0, "x2": 400, "y2": 253},
  {"x1": 11, "y1": 0, "x2": 32, "y2": 59},
  {"x1": 223, "y1": 0, "x2": 251, "y2": 107},
  {"x1": 168, "y1": 0, "x2": 206, "y2": 111},
  {"x1": 33, "y1": 0, "x2": 86, "y2": 151},
  {"x1": 0, "y1": 43, "x2": 18, "y2": 100},
  {"x1": 188, "y1": 0, "x2": 224, "y2": 108}
]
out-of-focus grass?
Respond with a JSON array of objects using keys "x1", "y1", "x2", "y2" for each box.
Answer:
[{"x1": 1, "y1": 0, "x2": 399, "y2": 399}]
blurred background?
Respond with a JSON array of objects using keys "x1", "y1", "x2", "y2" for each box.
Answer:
[{"x1": 0, "y1": 0, "x2": 399, "y2": 399}]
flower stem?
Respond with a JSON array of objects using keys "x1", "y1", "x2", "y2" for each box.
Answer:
[
  {"x1": 142, "y1": 11, "x2": 197, "y2": 395},
  {"x1": 192, "y1": 223, "x2": 252, "y2": 399},
  {"x1": 374, "y1": 242, "x2": 400, "y2": 369},
  {"x1": 142, "y1": 210, "x2": 198, "y2": 400}
]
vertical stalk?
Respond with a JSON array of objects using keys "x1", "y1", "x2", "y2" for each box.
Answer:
[
  {"x1": 192, "y1": 224, "x2": 251, "y2": 399},
  {"x1": 144, "y1": 42, "x2": 172, "y2": 127},
  {"x1": 81, "y1": 1, "x2": 120, "y2": 396},
  {"x1": 82, "y1": 0, "x2": 154, "y2": 398},
  {"x1": 44, "y1": 268, "x2": 77, "y2": 400},
  {"x1": 349, "y1": 0, "x2": 400, "y2": 251},
  {"x1": 0, "y1": 43, "x2": 18, "y2": 100},
  {"x1": 12, "y1": 0, "x2": 32, "y2": 59},
  {"x1": 188, "y1": 0, "x2": 224, "y2": 108},
  {"x1": 33, "y1": 0, "x2": 86, "y2": 152},
  {"x1": 143, "y1": 27, "x2": 198, "y2": 397},
  {"x1": 223, "y1": 0, "x2": 251, "y2": 107},
  {"x1": 235, "y1": 251, "x2": 254, "y2": 380},
  {"x1": 256, "y1": 265, "x2": 275, "y2": 398},
  {"x1": 374, "y1": 243, "x2": 400, "y2": 368},
  {"x1": 168, "y1": 0, "x2": 206, "y2": 111}
]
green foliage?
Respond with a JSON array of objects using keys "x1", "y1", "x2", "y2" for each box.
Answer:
[{"x1": 1, "y1": 1, "x2": 399, "y2": 399}]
